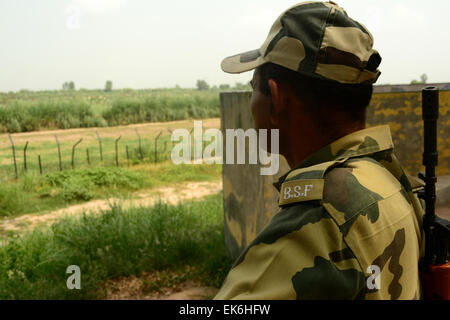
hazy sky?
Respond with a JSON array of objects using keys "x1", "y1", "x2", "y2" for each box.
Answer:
[{"x1": 0, "y1": 0, "x2": 449, "y2": 92}]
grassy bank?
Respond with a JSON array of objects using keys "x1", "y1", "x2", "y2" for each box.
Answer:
[{"x1": 0, "y1": 193, "x2": 232, "y2": 299}]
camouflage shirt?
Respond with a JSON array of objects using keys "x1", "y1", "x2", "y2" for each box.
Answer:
[{"x1": 215, "y1": 125, "x2": 425, "y2": 300}]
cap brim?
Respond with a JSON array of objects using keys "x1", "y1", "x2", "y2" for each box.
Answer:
[{"x1": 221, "y1": 49, "x2": 265, "y2": 74}]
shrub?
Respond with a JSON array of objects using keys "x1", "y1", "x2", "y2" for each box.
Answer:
[{"x1": 44, "y1": 167, "x2": 145, "y2": 191}]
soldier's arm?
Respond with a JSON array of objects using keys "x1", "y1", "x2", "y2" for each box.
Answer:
[{"x1": 214, "y1": 203, "x2": 367, "y2": 300}]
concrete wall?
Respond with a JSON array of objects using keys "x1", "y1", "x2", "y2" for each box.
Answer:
[
  {"x1": 220, "y1": 92, "x2": 290, "y2": 259},
  {"x1": 220, "y1": 87, "x2": 450, "y2": 259}
]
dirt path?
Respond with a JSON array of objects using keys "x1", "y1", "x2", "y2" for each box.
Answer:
[
  {"x1": 102, "y1": 269, "x2": 219, "y2": 300},
  {"x1": 0, "y1": 180, "x2": 222, "y2": 234}
]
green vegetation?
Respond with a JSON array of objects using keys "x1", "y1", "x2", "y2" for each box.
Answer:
[
  {"x1": 0, "y1": 194, "x2": 233, "y2": 299},
  {"x1": 0, "y1": 100, "x2": 106, "y2": 133},
  {"x1": 0, "y1": 87, "x2": 232, "y2": 300},
  {"x1": 0, "y1": 89, "x2": 222, "y2": 133},
  {"x1": 102, "y1": 91, "x2": 219, "y2": 126},
  {"x1": 0, "y1": 167, "x2": 144, "y2": 217},
  {"x1": 0, "y1": 163, "x2": 221, "y2": 218}
]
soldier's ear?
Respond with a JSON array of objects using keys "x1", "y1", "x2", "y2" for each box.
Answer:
[{"x1": 268, "y1": 79, "x2": 286, "y2": 125}]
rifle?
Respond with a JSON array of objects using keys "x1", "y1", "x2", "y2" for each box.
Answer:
[{"x1": 418, "y1": 87, "x2": 450, "y2": 300}]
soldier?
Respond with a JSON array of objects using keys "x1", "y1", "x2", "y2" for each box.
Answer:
[{"x1": 215, "y1": 1, "x2": 425, "y2": 300}]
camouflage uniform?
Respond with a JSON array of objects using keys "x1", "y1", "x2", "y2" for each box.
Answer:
[
  {"x1": 215, "y1": 125, "x2": 425, "y2": 299},
  {"x1": 216, "y1": 1, "x2": 425, "y2": 299}
]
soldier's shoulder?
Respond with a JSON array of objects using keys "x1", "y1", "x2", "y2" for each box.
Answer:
[
  {"x1": 278, "y1": 156, "x2": 406, "y2": 228},
  {"x1": 322, "y1": 156, "x2": 405, "y2": 230}
]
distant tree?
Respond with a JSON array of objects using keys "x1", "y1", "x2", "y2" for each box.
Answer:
[
  {"x1": 410, "y1": 73, "x2": 428, "y2": 85},
  {"x1": 196, "y1": 80, "x2": 210, "y2": 91},
  {"x1": 105, "y1": 80, "x2": 113, "y2": 92},
  {"x1": 175, "y1": 84, "x2": 181, "y2": 89},
  {"x1": 219, "y1": 84, "x2": 230, "y2": 90},
  {"x1": 420, "y1": 73, "x2": 428, "y2": 84},
  {"x1": 63, "y1": 81, "x2": 75, "y2": 90}
]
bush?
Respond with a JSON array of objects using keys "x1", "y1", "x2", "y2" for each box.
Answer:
[
  {"x1": 44, "y1": 167, "x2": 145, "y2": 191},
  {"x1": 60, "y1": 177, "x2": 95, "y2": 201}
]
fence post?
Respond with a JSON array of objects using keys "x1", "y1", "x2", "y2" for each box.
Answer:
[
  {"x1": 23, "y1": 141, "x2": 29, "y2": 173},
  {"x1": 71, "y1": 138, "x2": 83, "y2": 169},
  {"x1": 8, "y1": 133, "x2": 18, "y2": 179},
  {"x1": 38, "y1": 155, "x2": 43, "y2": 175},
  {"x1": 154, "y1": 131, "x2": 162, "y2": 163},
  {"x1": 95, "y1": 130, "x2": 103, "y2": 162},
  {"x1": 86, "y1": 148, "x2": 90, "y2": 165},
  {"x1": 115, "y1": 135, "x2": 122, "y2": 167},
  {"x1": 135, "y1": 128, "x2": 143, "y2": 160},
  {"x1": 126, "y1": 145, "x2": 130, "y2": 167},
  {"x1": 54, "y1": 134, "x2": 62, "y2": 171}
]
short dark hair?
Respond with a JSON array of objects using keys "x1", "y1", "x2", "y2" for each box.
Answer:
[{"x1": 256, "y1": 63, "x2": 373, "y2": 124}]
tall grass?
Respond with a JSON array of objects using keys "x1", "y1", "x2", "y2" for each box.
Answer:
[
  {"x1": 0, "y1": 194, "x2": 233, "y2": 299},
  {"x1": 103, "y1": 92, "x2": 220, "y2": 126},
  {"x1": 0, "y1": 100, "x2": 106, "y2": 133},
  {"x1": 0, "y1": 89, "x2": 221, "y2": 133}
]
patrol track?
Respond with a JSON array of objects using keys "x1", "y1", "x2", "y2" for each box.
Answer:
[{"x1": 0, "y1": 180, "x2": 223, "y2": 234}]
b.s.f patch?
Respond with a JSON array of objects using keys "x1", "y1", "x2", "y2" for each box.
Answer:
[{"x1": 279, "y1": 179, "x2": 324, "y2": 206}]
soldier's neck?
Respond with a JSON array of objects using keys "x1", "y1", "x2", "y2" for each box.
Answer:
[{"x1": 282, "y1": 121, "x2": 366, "y2": 169}]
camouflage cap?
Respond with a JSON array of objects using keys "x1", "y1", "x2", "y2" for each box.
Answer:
[{"x1": 221, "y1": 1, "x2": 382, "y2": 85}]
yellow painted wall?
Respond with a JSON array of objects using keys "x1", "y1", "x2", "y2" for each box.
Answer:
[{"x1": 367, "y1": 91, "x2": 449, "y2": 176}]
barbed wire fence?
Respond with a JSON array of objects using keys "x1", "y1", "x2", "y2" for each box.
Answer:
[{"x1": 2, "y1": 126, "x2": 180, "y2": 179}]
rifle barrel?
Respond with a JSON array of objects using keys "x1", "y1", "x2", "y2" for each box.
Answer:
[{"x1": 421, "y1": 87, "x2": 439, "y2": 265}]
